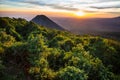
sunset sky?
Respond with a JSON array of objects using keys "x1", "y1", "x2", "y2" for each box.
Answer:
[{"x1": 0, "y1": 0, "x2": 120, "y2": 20}]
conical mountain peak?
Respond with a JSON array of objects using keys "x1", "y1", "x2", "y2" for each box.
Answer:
[
  {"x1": 35, "y1": 15, "x2": 48, "y2": 19},
  {"x1": 31, "y1": 15, "x2": 64, "y2": 30}
]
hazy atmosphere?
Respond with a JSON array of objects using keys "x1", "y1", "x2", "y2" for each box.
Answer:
[{"x1": 0, "y1": 0, "x2": 120, "y2": 20}]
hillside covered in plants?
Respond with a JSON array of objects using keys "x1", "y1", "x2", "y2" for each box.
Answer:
[{"x1": 0, "y1": 17, "x2": 120, "y2": 80}]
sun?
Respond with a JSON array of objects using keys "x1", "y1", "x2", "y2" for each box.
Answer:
[{"x1": 75, "y1": 11, "x2": 85, "y2": 16}]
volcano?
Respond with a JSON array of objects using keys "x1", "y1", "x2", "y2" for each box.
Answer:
[{"x1": 31, "y1": 15, "x2": 64, "y2": 30}]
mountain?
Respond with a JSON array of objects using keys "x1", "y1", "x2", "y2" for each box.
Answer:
[
  {"x1": 1, "y1": 17, "x2": 120, "y2": 80},
  {"x1": 114, "y1": 16, "x2": 120, "y2": 20},
  {"x1": 51, "y1": 16, "x2": 120, "y2": 33},
  {"x1": 31, "y1": 15, "x2": 64, "y2": 30}
]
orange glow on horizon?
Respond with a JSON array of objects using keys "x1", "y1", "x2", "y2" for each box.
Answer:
[{"x1": 0, "y1": 9, "x2": 119, "y2": 19}]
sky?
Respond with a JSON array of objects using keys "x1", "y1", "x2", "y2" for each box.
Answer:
[{"x1": 0, "y1": 0, "x2": 120, "y2": 20}]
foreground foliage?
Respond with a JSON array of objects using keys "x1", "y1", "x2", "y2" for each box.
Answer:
[{"x1": 0, "y1": 17, "x2": 120, "y2": 80}]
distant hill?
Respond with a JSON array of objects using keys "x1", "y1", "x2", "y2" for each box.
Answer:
[
  {"x1": 51, "y1": 16, "x2": 120, "y2": 33},
  {"x1": 31, "y1": 15, "x2": 64, "y2": 30},
  {"x1": 114, "y1": 16, "x2": 120, "y2": 20}
]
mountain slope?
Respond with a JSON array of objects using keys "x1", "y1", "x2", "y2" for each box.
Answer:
[
  {"x1": 31, "y1": 15, "x2": 64, "y2": 30},
  {"x1": 0, "y1": 17, "x2": 120, "y2": 80},
  {"x1": 51, "y1": 16, "x2": 120, "y2": 33}
]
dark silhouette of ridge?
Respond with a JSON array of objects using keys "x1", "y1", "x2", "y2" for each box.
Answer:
[
  {"x1": 31, "y1": 15, "x2": 64, "y2": 30},
  {"x1": 113, "y1": 16, "x2": 120, "y2": 20}
]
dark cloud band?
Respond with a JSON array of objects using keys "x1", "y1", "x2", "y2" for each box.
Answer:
[{"x1": 91, "y1": 6, "x2": 120, "y2": 9}]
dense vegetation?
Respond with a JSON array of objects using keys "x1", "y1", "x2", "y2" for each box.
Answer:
[
  {"x1": 88, "y1": 32, "x2": 120, "y2": 41},
  {"x1": 0, "y1": 17, "x2": 120, "y2": 80}
]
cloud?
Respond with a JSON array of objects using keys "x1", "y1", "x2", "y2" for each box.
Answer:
[
  {"x1": 17, "y1": 0, "x2": 79, "y2": 11},
  {"x1": 19, "y1": 0, "x2": 45, "y2": 6},
  {"x1": 0, "y1": 0, "x2": 120, "y2": 15},
  {"x1": 109, "y1": 11, "x2": 120, "y2": 13},
  {"x1": 91, "y1": 6, "x2": 120, "y2": 9},
  {"x1": 49, "y1": 4, "x2": 79, "y2": 11},
  {"x1": 83, "y1": 10, "x2": 98, "y2": 13},
  {"x1": 89, "y1": 1, "x2": 120, "y2": 11},
  {"x1": 98, "y1": 0, "x2": 120, "y2": 2}
]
